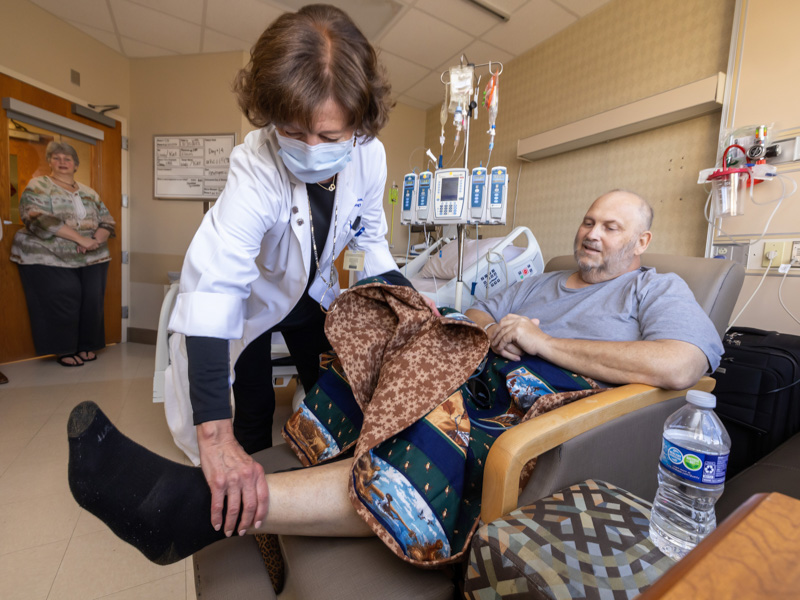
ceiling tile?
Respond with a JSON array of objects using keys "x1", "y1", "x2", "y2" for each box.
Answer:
[
  {"x1": 111, "y1": 0, "x2": 202, "y2": 54},
  {"x1": 481, "y1": 0, "x2": 575, "y2": 56},
  {"x1": 403, "y1": 70, "x2": 448, "y2": 106},
  {"x1": 205, "y1": 0, "x2": 283, "y2": 43},
  {"x1": 554, "y1": 0, "x2": 612, "y2": 17},
  {"x1": 120, "y1": 36, "x2": 178, "y2": 58},
  {"x1": 379, "y1": 51, "x2": 430, "y2": 96},
  {"x1": 413, "y1": 0, "x2": 499, "y2": 37},
  {"x1": 125, "y1": 0, "x2": 204, "y2": 24},
  {"x1": 68, "y1": 21, "x2": 123, "y2": 54},
  {"x1": 203, "y1": 28, "x2": 251, "y2": 54},
  {"x1": 31, "y1": 0, "x2": 115, "y2": 32},
  {"x1": 436, "y1": 39, "x2": 513, "y2": 76},
  {"x1": 378, "y1": 8, "x2": 474, "y2": 69}
]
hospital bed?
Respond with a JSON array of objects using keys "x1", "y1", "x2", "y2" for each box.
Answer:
[{"x1": 401, "y1": 225, "x2": 544, "y2": 311}]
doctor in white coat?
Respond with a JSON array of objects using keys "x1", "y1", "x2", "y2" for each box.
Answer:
[{"x1": 167, "y1": 4, "x2": 428, "y2": 539}]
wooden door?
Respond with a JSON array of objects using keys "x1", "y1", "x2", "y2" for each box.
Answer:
[{"x1": 0, "y1": 73, "x2": 122, "y2": 363}]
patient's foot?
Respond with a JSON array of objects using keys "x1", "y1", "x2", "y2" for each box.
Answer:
[{"x1": 67, "y1": 401, "x2": 228, "y2": 564}]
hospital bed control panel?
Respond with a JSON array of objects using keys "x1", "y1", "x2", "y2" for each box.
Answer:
[
  {"x1": 400, "y1": 166, "x2": 507, "y2": 226},
  {"x1": 515, "y1": 261, "x2": 538, "y2": 281}
]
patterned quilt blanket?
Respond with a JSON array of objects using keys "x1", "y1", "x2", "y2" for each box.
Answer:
[{"x1": 282, "y1": 280, "x2": 603, "y2": 568}]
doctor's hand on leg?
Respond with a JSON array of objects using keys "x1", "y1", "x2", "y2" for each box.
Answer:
[{"x1": 197, "y1": 419, "x2": 269, "y2": 537}]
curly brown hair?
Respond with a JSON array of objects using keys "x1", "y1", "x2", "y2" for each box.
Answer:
[{"x1": 234, "y1": 4, "x2": 394, "y2": 140}]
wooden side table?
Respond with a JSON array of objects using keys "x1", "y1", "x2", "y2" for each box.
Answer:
[{"x1": 639, "y1": 492, "x2": 800, "y2": 599}]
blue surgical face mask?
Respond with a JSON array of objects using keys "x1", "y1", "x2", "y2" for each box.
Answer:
[{"x1": 275, "y1": 131, "x2": 355, "y2": 183}]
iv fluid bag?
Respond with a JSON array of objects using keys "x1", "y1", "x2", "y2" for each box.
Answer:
[{"x1": 448, "y1": 66, "x2": 474, "y2": 113}]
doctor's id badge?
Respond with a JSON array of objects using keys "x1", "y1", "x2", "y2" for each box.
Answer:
[{"x1": 343, "y1": 249, "x2": 365, "y2": 271}]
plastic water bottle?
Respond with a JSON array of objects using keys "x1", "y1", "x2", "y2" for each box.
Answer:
[{"x1": 649, "y1": 390, "x2": 731, "y2": 560}]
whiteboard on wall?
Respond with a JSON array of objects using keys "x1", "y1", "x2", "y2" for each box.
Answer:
[{"x1": 154, "y1": 134, "x2": 235, "y2": 199}]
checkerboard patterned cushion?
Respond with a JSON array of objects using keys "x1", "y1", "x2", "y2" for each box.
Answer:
[{"x1": 464, "y1": 480, "x2": 676, "y2": 599}]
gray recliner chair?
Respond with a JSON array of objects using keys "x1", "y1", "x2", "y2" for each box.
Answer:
[{"x1": 192, "y1": 254, "x2": 745, "y2": 600}]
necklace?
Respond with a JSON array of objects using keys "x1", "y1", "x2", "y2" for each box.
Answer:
[
  {"x1": 308, "y1": 177, "x2": 339, "y2": 313},
  {"x1": 51, "y1": 175, "x2": 78, "y2": 190},
  {"x1": 316, "y1": 178, "x2": 336, "y2": 192}
]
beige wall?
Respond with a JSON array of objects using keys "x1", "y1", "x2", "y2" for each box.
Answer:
[
  {"x1": 0, "y1": 0, "x2": 130, "y2": 118},
  {"x1": 128, "y1": 51, "x2": 247, "y2": 331},
  {"x1": 715, "y1": 0, "x2": 800, "y2": 334},
  {"x1": 425, "y1": 0, "x2": 734, "y2": 262},
  {"x1": 379, "y1": 102, "x2": 427, "y2": 256}
]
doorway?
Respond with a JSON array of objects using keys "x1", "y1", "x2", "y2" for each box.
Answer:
[{"x1": 0, "y1": 73, "x2": 122, "y2": 363}]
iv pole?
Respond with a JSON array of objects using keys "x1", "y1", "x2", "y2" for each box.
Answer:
[{"x1": 443, "y1": 56, "x2": 503, "y2": 312}]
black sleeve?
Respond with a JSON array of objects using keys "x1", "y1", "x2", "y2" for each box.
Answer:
[
  {"x1": 185, "y1": 336, "x2": 232, "y2": 425},
  {"x1": 379, "y1": 269, "x2": 414, "y2": 289}
]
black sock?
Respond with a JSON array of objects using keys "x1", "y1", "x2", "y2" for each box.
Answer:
[{"x1": 67, "y1": 401, "x2": 230, "y2": 565}]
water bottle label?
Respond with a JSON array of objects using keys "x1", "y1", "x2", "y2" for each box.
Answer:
[{"x1": 660, "y1": 438, "x2": 728, "y2": 485}]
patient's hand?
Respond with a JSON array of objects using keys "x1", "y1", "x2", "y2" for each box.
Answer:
[
  {"x1": 490, "y1": 314, "x2": 549, "y2": 361},
  {"x1": 421, "y1": 294, "x2": 441, "y2": 317}
]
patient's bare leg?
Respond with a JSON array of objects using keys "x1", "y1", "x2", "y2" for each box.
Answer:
[
  {"x1": 257, "y1": 459, "x2": 372, "y2": 537},
  {"x1": 67, "y1": 401, "x2": 371, "y2": 566}
]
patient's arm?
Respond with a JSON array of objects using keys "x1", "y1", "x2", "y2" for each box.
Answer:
[
  {"x1": 465, "y1": 308, "x2": 526, "y2": 358},
  {"x1": 489, "y1": 313, "x2": 709, "y2": 390}
]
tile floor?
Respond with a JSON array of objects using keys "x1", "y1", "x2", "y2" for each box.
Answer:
[{"x1": 0, "y1": 343, "x2": 295, "y2": 600}]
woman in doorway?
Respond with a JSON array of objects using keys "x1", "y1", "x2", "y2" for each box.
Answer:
[
  {"x1": 168, "y1": 3, "x2": 435, "y2": 538},
  {"x1": 10, "y1": 141, "x2": 115, "y2": 367}
]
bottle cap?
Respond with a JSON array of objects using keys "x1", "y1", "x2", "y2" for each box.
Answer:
[{"x1": 686, "y1": 390, "x2": 716, "y2": 408}]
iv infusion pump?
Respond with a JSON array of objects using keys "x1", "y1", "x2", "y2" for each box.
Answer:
[
  {"x1": 400, "y1": 172, "x2": 417, "y2": 225},
  {"x1": 399, "y1": 166, "x2": 507, "y2": 226},
  {"x1": 433, "y1": 168, "x2": 468, "y2": 221}
]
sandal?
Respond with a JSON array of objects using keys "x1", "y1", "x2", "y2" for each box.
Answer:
[
  {"x1": 57, "y1": 354, "x2": 84, "y2": 367},
  {"x1": 77, "y1": 351, "x2": 97, "y2": 362}
]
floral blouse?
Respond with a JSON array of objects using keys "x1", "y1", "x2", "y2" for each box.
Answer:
[{"x1": 10, "y1": 176, "x2": 115, "y2": 268}]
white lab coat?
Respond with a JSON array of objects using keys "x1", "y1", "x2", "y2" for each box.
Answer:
[{"x1": 164, "y1": 126, "x2": 397, "y2": 463}]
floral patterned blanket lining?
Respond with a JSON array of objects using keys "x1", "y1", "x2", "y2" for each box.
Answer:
[{"x1": 282, "y1": 279, "x2": 603, "y2": 567}]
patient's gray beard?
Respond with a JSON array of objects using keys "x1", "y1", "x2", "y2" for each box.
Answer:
[{"x1": 574, "y1": 236, "x2": 639, "y2": 282}]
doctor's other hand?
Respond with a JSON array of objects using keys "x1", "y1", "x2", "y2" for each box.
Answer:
[
  {"x1": 421, "y1": 294, "x2": 441, "y2": 317},
  {"x1": 489, "y1": 314, "x2": 548, "y2": 361},
  {"x1": 197, "y1": 419, "x2": 268, "y2": 537}
]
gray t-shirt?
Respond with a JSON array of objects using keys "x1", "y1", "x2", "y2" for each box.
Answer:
[{"x1": 471, "y1": 267, "x2": 723, "y2": 371}]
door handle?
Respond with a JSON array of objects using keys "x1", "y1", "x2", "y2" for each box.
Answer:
[{"x1": 2, "y1": 221, "x2": 11, "y2": 225}]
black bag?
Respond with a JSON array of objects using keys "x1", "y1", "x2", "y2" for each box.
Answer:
[{"x1": 712, "y1": 327, "x2": 800, "y2": 478}]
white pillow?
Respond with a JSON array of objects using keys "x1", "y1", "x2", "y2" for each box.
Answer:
[{"x1": 418, "y1": 237, "x2": 521, "y2": 280}]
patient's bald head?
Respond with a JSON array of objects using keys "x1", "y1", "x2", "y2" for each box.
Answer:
[
  {"x1": 573, "y1": 190, "x2": 654, "y2": 284},
  {"x1": 597, "y1": 189, "x2": 653, "y2": 232}
]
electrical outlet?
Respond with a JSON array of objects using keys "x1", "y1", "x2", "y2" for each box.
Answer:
[
  {"x1": 762, "y1": 241, "x2": 790, "y2": 267},
  {"x1": 712, "y1": 244, "x2": 748, "y2": 266},
  {"x1": 792, "y1": 241, "x2": 800, "y2": 265}
]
